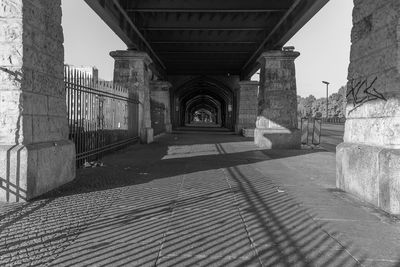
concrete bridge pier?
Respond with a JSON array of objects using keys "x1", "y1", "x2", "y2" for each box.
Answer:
[
  {"x1": 150, "y1": 81, "x2": 173, "y2": 133},
  {"x1": 337, "y1": 0, "x2": 400, "y2": 214},
  {"x1": 110, "y1": 50, "x2": 154, "y2": 144},
  {"x1": 254, "y1": 49, "x2": 301, "y2": 149},
  {"x1": 0, "y1": 0, "x2": 75, "y2": 202},
  {"x1": 235, "y1": 81, "x2": 258, "y2": 135}
]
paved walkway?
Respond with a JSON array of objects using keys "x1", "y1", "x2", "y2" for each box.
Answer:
[{"x1": 1, "y1": 132, "x2": 400, "y2": 266}]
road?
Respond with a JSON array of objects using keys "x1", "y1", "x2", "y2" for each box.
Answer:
[{"x1": 319, "y1": 123, "x2": 345, "y2": 152}]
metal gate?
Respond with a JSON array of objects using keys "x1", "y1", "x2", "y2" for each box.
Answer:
[
  {"x1": 300, "y1": 117, "x2": 322, "y2": 145},
  {"x1": 65, "y1": 66, "x2": 140, "y2": 167}
]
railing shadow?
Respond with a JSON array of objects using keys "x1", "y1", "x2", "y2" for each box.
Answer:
[
  {"x1": 0, "y1": 145, "x2": 28, "y2": 203},
  {"x1": 1, "y1": 133, "x2": 399, "y2": 266}
]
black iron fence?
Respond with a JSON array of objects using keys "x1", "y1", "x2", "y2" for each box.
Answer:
[
  {"x1": 65, "y1": 66, "x2": 139, "y2": 167},
  {"x1": 321, "y1": 117, "x2": 346, "y2": 124}
]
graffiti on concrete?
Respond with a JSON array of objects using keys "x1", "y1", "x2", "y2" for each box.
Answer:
[
  {"x1": 0, "y1": 67, "x2": 22, "y2": 82},
  {"x1": 347, "y1": 77, "x2": 386, "y2": 115}
]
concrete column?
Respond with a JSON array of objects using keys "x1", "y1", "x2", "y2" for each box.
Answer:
[
  {"x1": 235, "y1": 81, "x2": 258, "y2": 134},
  {"x1": 110, "y1": 50, "x2": 153, "y2": 144},
  {"x1": 0, "y1": 0, "x2": 75, "y2": 202},
  {"x1": 337, "y1": 1, "x2": 400, "y2": 214},
  {"x1": 254, "y1": 49, "x2": 301, "y2": 149},
  {"x1": 150, "y1": 81, "x2": 173, "y2": 133}
]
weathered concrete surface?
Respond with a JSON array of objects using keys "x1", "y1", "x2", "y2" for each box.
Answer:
[
  {"x1": 255, "y1": 49, "x2": 301, "y2": 149},
  {"x1": 337, "y1": 143, "x2": 400, "y2": 214},
  {"x1": 111, "y1": 50, "x2": 154, "y2": 143},
  {"x1": 235, "y1": 81, "x2": 258, "y2": 134},
  {"x1": 0, "y1": 0, "x2": 75, "y2": 201},
  {"x1": 242, "y1": 128, "x2": 255, "y2": 137},
  {"x1": 0, "y1": 142, "x2": 75, "y2": 202},
  {"x1": 1, "y1": 132, "x2": 400, "y2": 266},
  {"x1": 254, "y1": 128, "x2": 301, "y2": 149},
  {"x1": 337, "y1": 0, "x2": 400, "y2": 214},
  {"x1": 150, "y1": 81, "x2": 173, "y2": 133},
  {"x1": 318, "y1": 123, "x2": 345, "y2": 152}
]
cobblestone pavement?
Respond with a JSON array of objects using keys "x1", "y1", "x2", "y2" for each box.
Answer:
[{"x1": 1, "y1": 132, "x2": 400, "y2": 266}]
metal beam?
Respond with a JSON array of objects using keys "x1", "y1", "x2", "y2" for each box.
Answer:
[
  {"x1": 153, "y1": 44, "x2": 255, "y2": 53},
  {"x1": 126, "y1": 0, "x2": 293, "y2": 11},
  {"x1": 274, "y1": 0, "x2": 330, "y2": 47},
  {"x1": 241, "y1": 0, "x2": 330, "y2": 78},
  {"x1": 163, "y1": 58, "x2": 245, "y2": 62},
  {"x1": 159, "y1": 51, "x2": 250, "y2": 54},
  {"x1": 128, "y1": 9, "x2": 286, "y2": 13},
  {"x1": 86, "y1": 0, "x2": 329, "y2": 77},
  {"x1": 241, "y1": 0, "x2": 302, "y2": 72},
  {"x1": 141, "y1": 27, "x2": 265, "y2": 31},
  {"x1": 168, "y1": 71, "x2": 239, "y2": 75},
  {"x1": 165, "y1": 64, "x2": 245, "y2": 68},
  {"x1": 135, "y1": 12, "x2": 279, "y2": 29},
  {"x1": 145, "y1": 31, "x2": 263, "y2": 43},
  {"x1": 111, "y1": 0, "x2": 166, "y2": 70},
  {"x1": 84, "y1": 0, "x2": 133, "y2": 47},
  {"x1": 152, "y1": 41, "x2": 257, "y2": 44}
]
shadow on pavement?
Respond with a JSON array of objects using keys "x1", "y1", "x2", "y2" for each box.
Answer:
[
  {"x1": 40, "y1": 134, "x2": 321, "y2": 198},
  {"x1": 0, "y1": 133, "x2": 396, "y2": 266}
]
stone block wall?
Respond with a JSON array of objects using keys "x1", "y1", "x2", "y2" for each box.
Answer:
[
  {"x1": 344, "y1": 0, "x2": 400, "y2": 145},
  {"x1": 0, "y1": 0, "x2": 66, "y2": 144},
  {"x1": 150, "y1": 81, "x2": 172, "y2": 134},
  {"x1": 256, "y1": 51, "x2": 299, "y2": 130},
  {"x1": 235, "y1": 81, "x2": 258, "y2": 134},
  {"x1": 337, "y1": 0, "x2": 400, "y2": 214},
  {"x1": 111, "y1": 51, "x2": 154, "y2": 143},
  {"x1": 254, "y1": 50, "x2": 301, "y2": 149},
  {"x1": 0, "y1": 0, "x2": 75, "y2": 201}
]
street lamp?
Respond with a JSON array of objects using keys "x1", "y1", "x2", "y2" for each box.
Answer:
[{"x1": 322, "y1": 81, "x2": 330, "y2": 118}]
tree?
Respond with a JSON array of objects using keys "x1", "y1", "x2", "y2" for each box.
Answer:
[
  {"x1": 297, "y1": 85, "x2": 347, "y2": 118},
  {"x1": 297, "y1": 95, "x2": 315, "y2": 117}
]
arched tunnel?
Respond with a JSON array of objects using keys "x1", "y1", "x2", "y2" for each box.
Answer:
[{"x1": 171, "y1": 77, "x2": 235, "y2": 130}]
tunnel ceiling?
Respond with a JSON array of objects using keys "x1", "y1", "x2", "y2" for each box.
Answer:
[{"x1": 85, "y1": 0, "x2": 329, "y2": 77}]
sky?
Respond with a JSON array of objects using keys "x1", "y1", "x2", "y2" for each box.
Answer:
[{"x1": 62, "y1": 0, "x2": 353, "y2": 98}]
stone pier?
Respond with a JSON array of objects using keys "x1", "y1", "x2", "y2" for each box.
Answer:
[
  {"x1": 0, "y1": 0, "x2": 75, "y2": 202},
  {"x1": 235, "y1": 81, "x2": 258, "y2": 136},
  {"x1": 150, "y1": 81, "x2": 173, "y2": 133},
  {"x1": 337, "y1": 0, "x2": 400, "y2": 214},
  {"x1": 110, "y1": 50, "x2": 154, "y2": 144},
  {"x1": 254, "y1": 49, "x2": 301, "y2": 149}
]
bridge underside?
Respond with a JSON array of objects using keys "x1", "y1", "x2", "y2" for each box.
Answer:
[
  {"x1": 85, "y1": 0, "x2": 328, "y2": 78},
  {"x1": 85, "y1": 0, "x2": 328, "y2": 136}
]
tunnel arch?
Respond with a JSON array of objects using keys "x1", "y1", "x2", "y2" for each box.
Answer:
[
  {"x1": 186, "y1": 95, "x2": 222, "y2": 125},
  {"x1": 171, "y1": 77, "x2": 235, "y2": 129}
]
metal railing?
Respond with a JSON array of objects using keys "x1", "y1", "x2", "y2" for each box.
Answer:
[
  {"x1": 65, "y1": 66, "x2": 140, "y2": 167},
  {"x1": 321, "y1": 117, "x2": 346, "y2": 124}
]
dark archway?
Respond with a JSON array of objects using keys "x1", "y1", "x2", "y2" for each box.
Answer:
[{"x1": 172, "y1": 77, "x2": 235, "y2": 130}]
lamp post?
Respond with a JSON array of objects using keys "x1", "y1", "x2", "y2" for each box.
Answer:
[{"x1": 322, "y1": 81, "x2": 330, "y2": 118}]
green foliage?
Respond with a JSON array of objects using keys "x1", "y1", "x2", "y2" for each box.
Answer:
[{"x1": 297, "y1": 86, "x2": 347, "y2": 118}]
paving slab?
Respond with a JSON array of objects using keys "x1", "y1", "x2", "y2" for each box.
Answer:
[{"x1": 0, "y1": 132, "x2": 400, "y2": 266}]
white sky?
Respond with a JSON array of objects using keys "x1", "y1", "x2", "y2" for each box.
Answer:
[{"x1": 62, "y1": 0, "x2": 353, "y2": 98}]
